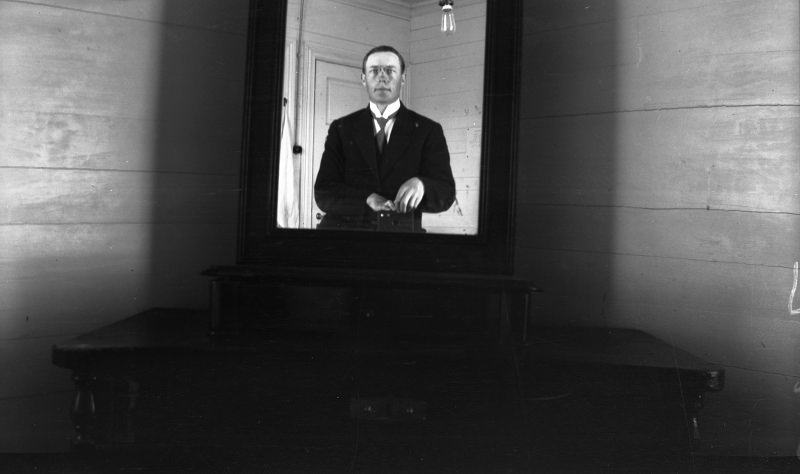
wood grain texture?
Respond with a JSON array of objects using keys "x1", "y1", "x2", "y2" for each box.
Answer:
[
  {"x1": 518, "y1": 106, "x2": 800, "y2": 212},
  {"x1": 1, "y1": 168, "x2": 238, "y2": 225},
  {"x1": 518, "y1": 247, "x2": 797, "y2": 361},
  {"x1": 410, "y1": 15, "x2": 486, "y2": 55},
  {"x1": 522, "y1": 0, "x2": 799, "y2": 116},
  {"x1": 4, "y1": 0, "x2": 250, "y2": 32},
  {"x1": 0, "y1": 0, "x2": 248, "y2": 452},
  {"x1": 0, "y1": 109, "x2": 244, "y2": 173},
  {"x1": 411, "y1": 62, "x2": 484, "y2": 100},
  {"x1": 409, "y1": 36, "x2": 484, "y2": 66},
  {"x1": 1, "y1": 2, "x2": 161, "y2": 119},
  {"x1": 518, "y1": 204, "x2": 799, "y2": 269},
  {"x1": 515, "y1": 0, "x2": 800, "y2": 455},
  {"x1": 1, "y1": 2, "x2": 247, "y2": 173},
  {"x1": 407, "y1": 1, "x2": 485, "y2": 234},
  {"x1": 295, "y1": 0, "x2": 410, "y2": 53},
  {"x1": 0, "y1": 222, "x2": 236, "y2": 339}
]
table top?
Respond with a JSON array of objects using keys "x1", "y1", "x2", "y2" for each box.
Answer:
[
  {"x1": 51, "y1": 308, "x2": 473, "y2": 368},
  {"x1": 527, "y1": 326, "x2": 725, "y2": 390},
  {"x1": 53, "y1": 308, "x2": 724, "y2": 393}
]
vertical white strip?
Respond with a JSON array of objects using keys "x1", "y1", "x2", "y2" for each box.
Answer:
[{"x1": 790, "y1": 262, "x2": 800, "y2": 315}]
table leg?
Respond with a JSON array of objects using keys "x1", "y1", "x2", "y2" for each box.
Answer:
[
  {"x1": 70, "y1": 372, "x2": 97, "y2": 449},
  {"x1": 69, "y1": 371, "x2": 140, "y2": 448}
]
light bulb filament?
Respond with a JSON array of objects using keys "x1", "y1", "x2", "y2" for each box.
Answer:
[{"x1": 441, "y1": 4, "x2": 455, "y2": 34}]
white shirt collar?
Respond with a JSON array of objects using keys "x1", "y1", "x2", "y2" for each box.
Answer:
[{"x1": 369, "y1": 99, "x2": 401, "y2": 119}]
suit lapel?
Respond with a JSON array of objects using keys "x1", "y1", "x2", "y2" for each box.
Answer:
[
  {"x1": 380, "y1": 105, "x2": 414, "y2": 179},
  {"x1": 353, "y1": 107, "x2": 380, "y2": 179}
]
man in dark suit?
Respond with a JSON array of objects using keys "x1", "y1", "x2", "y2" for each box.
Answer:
[{"x1": 314, "y1": 45, "x2": 456, "y2": 231}]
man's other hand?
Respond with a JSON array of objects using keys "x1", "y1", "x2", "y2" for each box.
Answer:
[
  {"x1": 394, "y1": 177, "x2": 425, "y2": 214},
  {"x1": 367, "y1": 193, "x2": 397, "y2": 212}
]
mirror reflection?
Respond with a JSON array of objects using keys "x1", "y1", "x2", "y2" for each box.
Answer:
[{"x1": 278, "y1": 0, "x2": 486, "y2": 234}]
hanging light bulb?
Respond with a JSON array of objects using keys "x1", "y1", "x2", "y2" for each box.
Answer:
[{"x1": 439, "y1": 0, "x2": 455, "y2": 35}]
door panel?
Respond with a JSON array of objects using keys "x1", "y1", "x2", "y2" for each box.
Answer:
[{"x1": 310, "y1": 60, "x2": 364, "y2": 227}]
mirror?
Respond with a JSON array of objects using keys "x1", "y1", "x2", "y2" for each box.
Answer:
[
  {"x1": 236, "y1": 0, "x2": 520, "y2": 273},
  {"x1": 279, "y1": 0, "x2": 486, "y2": 235}
]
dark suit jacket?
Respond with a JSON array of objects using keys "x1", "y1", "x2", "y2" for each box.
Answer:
[{"x1": 314, "y1": 103, "x2": 456, "y2": 230}]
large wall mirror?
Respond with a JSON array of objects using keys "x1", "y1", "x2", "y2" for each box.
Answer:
[
  {"x1": 236, "y1": 0, "x2": 520, "y2": 273},
  {"x1": 281, "y1": 0, "x2": 485, "y2": 235}
]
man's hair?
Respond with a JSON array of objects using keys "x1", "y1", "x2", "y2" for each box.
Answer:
[{"x1": 362, "y1": 45, "x2": 406, "y2": 74}]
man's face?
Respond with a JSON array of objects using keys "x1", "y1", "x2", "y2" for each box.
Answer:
[{"x1": 362, "y1": 52, "x2": 404, "y2": 106}]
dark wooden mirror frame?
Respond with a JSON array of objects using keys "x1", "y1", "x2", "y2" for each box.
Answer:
[{"x1": 236, "y1": 0, "x2": 521, "y2": 274}]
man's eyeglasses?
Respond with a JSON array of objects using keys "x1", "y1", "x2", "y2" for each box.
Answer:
[{"x1": 366, "y1": 66, "x2": 399, "y2": 77}]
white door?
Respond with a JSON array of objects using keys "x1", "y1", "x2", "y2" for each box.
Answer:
[{"x1": 308, "y1": 60, "x2": 365, "y2": 228}]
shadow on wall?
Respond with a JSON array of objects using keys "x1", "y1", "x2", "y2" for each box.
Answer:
[
  {"x1": 149, "y1": 1, "x2": 249, "y2": 308},
  {"x1": 517, "y1": 0, "x2": 619, "y2": 327}
]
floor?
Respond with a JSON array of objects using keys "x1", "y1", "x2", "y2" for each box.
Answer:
[{"x1": 2, "y1": 451, "x2": 799, "y2": 473}]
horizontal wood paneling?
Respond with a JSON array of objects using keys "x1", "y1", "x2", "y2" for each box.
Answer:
[
  {"x1": 1, "y1": 0, "x2": 248, "y2": 451},
  {"x1": 605, "y1": 299, "x2": 800, "y2": 376},
  {"x1": 1, "y1": 169, "x2": 238, "y2": 224},
  {"x1": 422, "y1": 177, "x2": 479, "y2": 234},
  {"x1": 516, "y1": 0, "x2": 800, "y2": 455},
  {"x1": 448, "y1": 153, "x2": 481, "y2": 178},
  {"x1": 0, "y1": 224, "x2": 151, "y2": 281},
  {"x1": 1, "y1": 1, "x2": 246, "y2": 171},
  {"x1": 1, "y1": 110, "x2": 243, "y2": 173},
  {"x1": 420, "y1": 91, "x2": 484, "y2": 122},
  {"x1": 514, "y1": 248, "x2": 614, "y2": 326},
  {"x1": 1, "y1": 7, "x2": 159, "y2": 119},
  {"x1": 411, "y1": 62, "x2": 483, "y2": 100},
  {"x1": 518, "y1": 204, "x2": 799, "y2": 269},
  {"x1": 408, "y1": 35, "x2": 484, "y2": 65},
  {"x1": 7, "y1": 0, "x2": 250, "y2": 32},
  {"x1": 516, "y1": 114, "x2": 618, "y2": 208},
  {"x1": 519, "y1": 247, "x2": 797, "y2": 363},
  {"x1": 603, "y1": 256, "x2": 794, "y2": 334},
  {"x1": 0, "y1": 222, "x2": 235, "y2": 339},
  {"x1": 408, "y1": 1, "x2": 485, "y2": 235},
  {"x1": 409, "y1": 14, "x2": 486, "y2": 55},
  {"x1": 292, "y1": 0, "x2": 410, "y2": 53},
  {"x1": 522, "y1": 0, "x2": 799, "y2": 117},
  {"x1": 518, "y1": 106, "x2": 800, "y2": 212}
]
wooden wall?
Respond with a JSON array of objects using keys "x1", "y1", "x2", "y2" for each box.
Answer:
[
  {"x1": 516, "y1": 0, "x2": 800, "y2": 456},
  {"x1": 0, "y1": 0, "x2": 248, "y2": 451},
  {"x1": 411, "y1": 0, "x2": 485, "y2": 235},
  {"x1": 3, "y1": 0, "x2": 798, "y2": 457}
]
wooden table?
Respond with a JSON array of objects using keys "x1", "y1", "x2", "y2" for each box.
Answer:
[
  {"x1": 523, "y1": 326, "x2": 725, "y2": 442},
  {"x1": 53, "y1": 308, "x2": 724, "y2": 459},
  {"x1": 52, "y1": 307, "x2": 524, "y2": 453}
]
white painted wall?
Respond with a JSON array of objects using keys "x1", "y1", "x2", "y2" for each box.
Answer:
[
  {"x1": 410, "y1": 0, "x2": 485, "y2": 235},
  {"x1": 516, "y1": 0, "x2": 800, "y2": 456},
  {"x1": 0, "y1": 0, "x2": 248, "y2": 451}
]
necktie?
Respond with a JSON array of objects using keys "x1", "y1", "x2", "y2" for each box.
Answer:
[{"x1": 374, "y1": 112, "x2": 397, "y2": 155}]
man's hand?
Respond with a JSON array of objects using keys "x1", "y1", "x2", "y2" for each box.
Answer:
[
  {"x1": 394, "y1": 177, "x2": 425, "y2": 214},
  {"x1": 366, "y1": 193, "x2": 397, "y2": 212}
]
